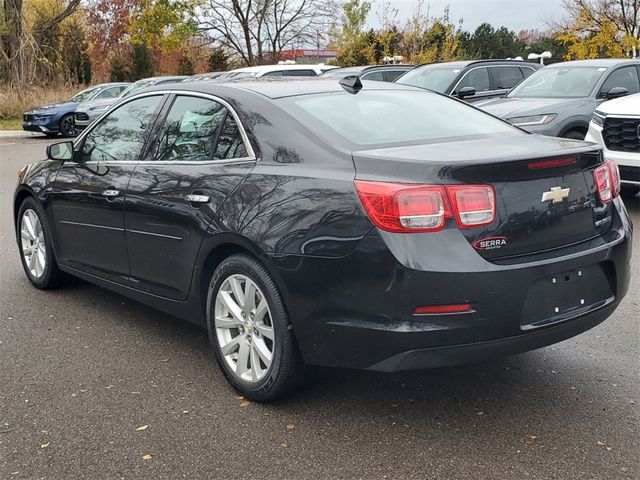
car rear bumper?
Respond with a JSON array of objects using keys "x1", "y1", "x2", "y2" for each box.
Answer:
[{"x1": 273, "y1": 200, "x2": 632, "y2": 371}]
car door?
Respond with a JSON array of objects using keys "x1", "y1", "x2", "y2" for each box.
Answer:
[
  {"x1": 51, "y1": 93, "x2": 166, "y2": 284},
  {"x1": 125, "y1": 93, "x2": 256, "y2": 300}
]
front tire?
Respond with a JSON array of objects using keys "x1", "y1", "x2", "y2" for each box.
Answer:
[
  {"x1": 16, "y1": 197, "x2": 64, "y2": 289},
  {"x1": 561, "y1": 129, "x2": 586, "y2": 140},
  {"x1": 59, "y1": 114, "x2": 76, "y2": 138},
  {"x1": 207, "y1": 254, "x2": 305, "y2": 401}
]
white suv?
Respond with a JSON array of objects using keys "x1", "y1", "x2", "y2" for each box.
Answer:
[
  {"x1": 586, "y1": 92, "x2": 640, "y2": 197},
  {"x1": 224, "y1": 64, "x2": 337, "y2": 79}
]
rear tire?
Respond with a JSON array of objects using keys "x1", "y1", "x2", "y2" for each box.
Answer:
[
  {"x1": 206, "y1": 254, "x2": 305, "y2": 401},
  {"x1": 621, "y1": 185, "x2": 640, "y2": 198},
  {"x1": 16, "y1": 197, "x2": 64, "y2": 289}
]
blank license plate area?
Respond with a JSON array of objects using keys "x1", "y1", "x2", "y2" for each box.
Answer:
[{"x1": 521, "y1": 264, "x2": 613, "y2": 329}]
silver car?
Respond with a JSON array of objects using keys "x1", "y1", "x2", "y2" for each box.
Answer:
[
  {"x1": 477, "y1": 59, "x2": 640, "y2": 139},
  {"x1": 75, "y1": 76, "x2": 187, "y2": 130}
]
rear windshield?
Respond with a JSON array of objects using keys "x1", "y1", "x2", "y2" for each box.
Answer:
[{"x1": 278, "y1": 90, "x2": 517, "y2": 147}]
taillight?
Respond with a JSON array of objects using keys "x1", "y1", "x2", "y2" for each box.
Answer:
[
  {"x1": 593, "y1": 160, "x2": 620, "y2": 203},
  {"x1": 447, "y1": 185, "x2": 496, "y2": 228},
  {"x1": 354, "y1": 181, "x2": 495, "y2": 233}
]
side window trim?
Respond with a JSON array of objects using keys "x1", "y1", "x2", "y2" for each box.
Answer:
[
  {"x1": 134, "y1": 91, "x2": 256, "y2": 165},
  {"x1": 72, "y1": 93, "x2": 169, "y2": 164}
]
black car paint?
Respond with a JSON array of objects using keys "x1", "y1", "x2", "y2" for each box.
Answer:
[{"x1": 14, "y1": 80, "x2": 632, "y2": 372}]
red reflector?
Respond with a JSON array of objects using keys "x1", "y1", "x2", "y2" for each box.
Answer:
[
  {"x1": 528, "y1": 157, "x2": 576, "y2": 170},
  {"x1": 414, "y1": 304, "x2": 471, "y2": 315}
]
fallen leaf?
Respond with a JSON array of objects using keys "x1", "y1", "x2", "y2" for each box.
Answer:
[
  {"x1": 286, "y1": 424, "x2": 295, "y2": 430},
  {"x1": 136, "y1": 425, "x2": 148, "y2": 431},
  {"x1": 523, "y1": 435, "x2": 539, "y2": 445},
  {"x1": 476, "y1": 411, "x2": 485, "y2": 416},
  {"x1": 41, "y1": 442, "x2": 50, "y2": 449},
  {"x1": 596, "y1": 441, "x2": 606, "y2": 446},
  {"x1": 239, "y1": 401, "x2": 251, "y2": 408},
  {"x1": 281, "y1": 443, "x2": 288, "y2": 448},
  {"x1": 142, "y1": 454, "x2": 154, "y2": 461}
]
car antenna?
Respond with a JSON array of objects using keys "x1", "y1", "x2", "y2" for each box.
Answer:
[{"x1": 339, "y1": 75, "x2": 363, "y2": 94}]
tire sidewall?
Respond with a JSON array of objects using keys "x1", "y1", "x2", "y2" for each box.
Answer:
[
  {"x1": 206, "y1": 255, "x2": 293, "y2": 400},
  {"x1": 60, "y1": 114, "x2": 76, "y2": 138},
  {"x1": 16, "y1": 197, "x2": 57, "y2": 288}
]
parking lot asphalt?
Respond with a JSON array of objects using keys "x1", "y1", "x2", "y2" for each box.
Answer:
[{"x1": 1, "y1": 133, "x2": 638, "y2": 480}]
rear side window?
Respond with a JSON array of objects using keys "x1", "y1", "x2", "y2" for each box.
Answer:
[
  {"x1": 262, "y1": 70, "x2": 284, "y2": 77},
  {"x1": 455, "y1": 67, "x2": 491, "y2": 93},
  {"x1": 285, "y1": 69, "x2": 317, "y2": 77},
  {"x1": 279, "y1": 90, "x2": 516, "y2": 147},
  {"x1": 383, "y1": 70, "x2": 407, "y2": 82},
  {"x1": 600, "y1": 66, "x2": 640, "y2": 95},
  {"x1": 520, "y1": 67, "x2": 536, "y2": 78},
  {"x1": 153, "y1": 96, "x2": 228, "y2": 162},
  {"x1": 362, "y1": 71, "x2": 385, "y2": 81},
  {"x1": 215, "y1": 116, "x2": 248, "y2": 159},
  {"x1": 492, "y1": 66, "x2": 524, "y2": 89}
]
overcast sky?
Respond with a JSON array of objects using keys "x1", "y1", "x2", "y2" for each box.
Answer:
[{"x1": 369, "y1": 0, "x2": 568, "y2": 32}]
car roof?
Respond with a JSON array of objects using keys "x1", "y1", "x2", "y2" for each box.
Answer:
[
  {"x1": 146, "y1": 77, "x2": 421, "y2": 99},
  {"x1": 544, "y1": 58, "x2": 640, "y2": 68},
  {"x1": 416, "y1": 59, "x2": 540, "y2": 69},
  {"x1": 229, "y1": 64, "x2": 331, "y2": 73}
]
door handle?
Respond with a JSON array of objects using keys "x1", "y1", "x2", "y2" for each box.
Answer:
[
  {"x1": 102, "y1": 189, "x2": 120, "y2": 197},
  {"x1": 185, "y1": 194, "x2": 211, "y2": 204}
]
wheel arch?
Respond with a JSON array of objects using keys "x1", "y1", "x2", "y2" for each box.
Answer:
[
  {"x1": 559, "y1": 121, "x2": 589, "y2": 138},
  {"x1": 13, "y1": 186, "x2": 38, "y2": 226}
]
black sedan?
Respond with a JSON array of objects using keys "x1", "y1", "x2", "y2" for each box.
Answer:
[{"x1": 14, "y1": 79, "x2": 632, "y2": 401}]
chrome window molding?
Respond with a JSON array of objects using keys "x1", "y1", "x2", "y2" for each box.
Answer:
[{"x1": 72, "y1": 90, "x2": 257, "y2": 165}]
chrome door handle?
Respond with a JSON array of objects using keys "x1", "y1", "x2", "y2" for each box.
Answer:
[
  {"x1": 185, "y1": 194, "x2": 211, "y2": 204},
  {"x1": 102, "y1": 189, "x2": 120, "y2": 197}
]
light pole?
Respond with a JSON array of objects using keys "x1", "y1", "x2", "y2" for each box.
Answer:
[{"x1": 527, "y1": 51, "x2": 553, "y2": 65}]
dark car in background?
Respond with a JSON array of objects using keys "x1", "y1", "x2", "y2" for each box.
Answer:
[
  {"x1": 22, "y1": 83, "x2": 130, "y2": 137},
  {"x1": 477, "y1": 59, "x2": 640, "y2": 139},
  {"x1": 396, "y1": 59, "x2": 540, "y2": 103},
  {"x1": 14, "y1": 79, "x2": 631, "y2": 400},
  {"x1": 75, "y1": 76, "x2": 187, "y2": 131},
  {"x1": 319, "y1": 64, "x2": 415, "y2": 82}
]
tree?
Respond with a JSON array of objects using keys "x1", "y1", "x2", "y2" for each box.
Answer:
[
  {"x1": 110, "y1": 54, "x2": 130, "y2": 81},
  {"x1": 208, "y1": 48, "x2": 229, "y2": 71},
  {"x1": 329, "y1": 0, "x2": 375, "y2": 66},
  {"x1": 131, "y1": 42, "x2": 155, "y2": 80},
  {"x1": 461, "y1": 23, "x2": 526, "y2": 59},
  {"x1": 200, "y1": 0, "x2": 335, "y2": 66},
  {"x1": 178, "y1": 55, "x2": 195, "y2": 75},
  {"x1": 557, "y1": 0, "x2": 640, "y2": 58}
]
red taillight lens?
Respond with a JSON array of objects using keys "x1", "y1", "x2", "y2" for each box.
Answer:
[
  {"x1": 594, "y1": 160, "x2": 620, "y2": 203},
  {"x1": 414, "y1": 304, "x2": 471, "y2": 315},
  {"x1": 607, "y1": 160, "x2": 621, "y2": 198},
  {"x1": 447, "y1": 185, "x2": 496, "y2": 228},
  {"x1": 354, "y1": 181, "x2": 495, "y2": 233},
  {"x1": 354, "y1": 181, "x2": 449, "y2": 233}
]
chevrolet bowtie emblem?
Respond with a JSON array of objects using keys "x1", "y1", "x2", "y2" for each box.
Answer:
[{"x1": 541, "y1": 186, "x2": 570, "y2": 204}]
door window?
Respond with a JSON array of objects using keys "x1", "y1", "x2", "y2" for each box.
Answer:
[
  {"x1": 492, "y1": 66, "x2": 524, "y2": 89},
  {"x1": 362, "y1": 71, "x2": 385, "y2": 81},
  {"x1": 96, "y1": 86, "x2": 124, "y2": 100},
  {"x1": 383, "y1": 70, "x2": 407, "y2": 82},
  {"x1": 454, "y1": 67, "x2": 491, "y2": 93},
  {"x1": 600, "y1": 66, "x2": 640, "y2": 95},
  {"x1": 285, "y1": 69, "x2": 317, "y2": 77},
  {"x1": 80, "y1": 95, "x2": 163, "y2": 162},
  {"x1": 262, "y1": 70, "x2": 284, "y2": 77}
]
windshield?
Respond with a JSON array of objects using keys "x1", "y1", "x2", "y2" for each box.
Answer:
[
  {"x1": 508, "y1": 66, "x2": 606, "y2": 98},
  {"x1": 320, "y1": 68, "x2": 365, "y2": 78},
  {"x1": 120, "y1": 80, "x2": 157, "y2": 98},
  {"x1": 69, "y1": 86, "x2": 101, "y2": 103},
  {"x1": 279, "y1": 90, "x2": 517, "y2": 147},
  {"x1": 396, "y1": 67, "x2": 461, "y2": 92}
]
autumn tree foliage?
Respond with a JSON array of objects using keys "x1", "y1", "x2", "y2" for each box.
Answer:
[{"x1": 557, "y1": 0, "x2": 640, "y2": 58}]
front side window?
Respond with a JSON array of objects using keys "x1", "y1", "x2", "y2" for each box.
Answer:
[
  {"x1": 455, "y1": 67, "x2": 491, "y2": 93},
  {"x1": 284, "y1": 70, "x2": 317, "y2": 77},
  {"x1": 262, "y1": 70, "x2": 284, "y2": 77},
  {"x1": 279, "y1": 90, "x2": 516, "y2": 147},
  {"x1": 383, "y1": 70, "x2": 407, "y2": 82},
  {"x1": 600, "y1": 66, "x2": 640, "y2": 95},
  {"x1": 70, "y1": 86, "x2": 102, "y2": 103},
  {"x1": 96, "y1": 87, "x2": 124, "y2": 100},
  {"x1": 362, "y1": 71, "x2": 385, "y2": 82},
  {"x1": 396, "y1": 67, "x2": 461, "y2": 93},
  {"x1": 80, "y1": 95, "x2": 163, "y2": 162}
]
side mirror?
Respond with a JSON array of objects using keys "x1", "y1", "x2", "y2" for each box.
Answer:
[
  {"x1": 457, "y1": 86, "x2": 477, "y2": 99},
  {"x1": 604, "y1": 86, "x2": 629, "y2": 100},
  {"x1": 46, "y1": 141, "x2": 74, "y2": 161}
]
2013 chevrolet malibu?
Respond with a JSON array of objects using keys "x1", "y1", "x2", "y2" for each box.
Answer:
[{"x1": 14, "y1": 79, "x2": 633, "y2": 401}]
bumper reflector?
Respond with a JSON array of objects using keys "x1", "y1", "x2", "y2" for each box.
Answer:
[{"x1": 414, "y1": 304, "x2": 471, "y2": 315}]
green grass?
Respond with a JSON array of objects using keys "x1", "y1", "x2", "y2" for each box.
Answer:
[{"x1": 0, "y1": 118, "x2": 22, "y2": 130}]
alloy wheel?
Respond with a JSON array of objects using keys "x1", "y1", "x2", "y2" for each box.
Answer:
[
  {"x1": 62, "y1": 116, "x2": 76, "y2": 137},
  {"x1": 214, "y1": 274, "x2": 275, "y2": 382},
  {"x1": 20, "y1": 209, "x2": 47, "y2": 279}
]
